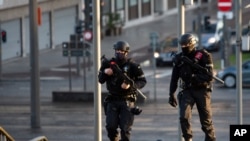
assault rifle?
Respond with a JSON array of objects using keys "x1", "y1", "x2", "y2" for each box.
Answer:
[
  {"x1": 101, "y1": 55, "x2": 147, "y2": 100},
  {"x1": 181, "y1": 56, "x2": 224, "y2": 84}
]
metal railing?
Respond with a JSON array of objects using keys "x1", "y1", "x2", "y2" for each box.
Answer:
[
  {"x1": 0, "y1": 126, "x2": 48, "y2": 141},
  {"x1": 29, "y1": 136, "x2": 48, "y2": 141},
  {"x1": 0, "y1": 127, "x2": 15, "y2": 141}
]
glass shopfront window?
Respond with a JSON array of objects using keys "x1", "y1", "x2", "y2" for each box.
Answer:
[
  {"x1": 102, "y1": 0, "x2": 111, "y2": 14},
  {"x1": 141, "y1": 0, "x2": 150, "y2": 17},
  {"x1": 128, "y1": 0, "x2": 138, "y2": 20},
  {"x1": 142, "y1": 0, "x2": 150, "y2": 3},
  {"x1": 129, "y1": 0, "x2": 138, "y2": 6},
  {"x1": 115, "y1": 0, "x2": 124, "y2": 10}
]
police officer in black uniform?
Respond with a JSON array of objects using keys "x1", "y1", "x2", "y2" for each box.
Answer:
[
  {"x1": 168, "y1": 33, "x2": 216, "y2": 141},
  {"x1": 98, "y1": 41, "x2": 147, "y2": 141}
]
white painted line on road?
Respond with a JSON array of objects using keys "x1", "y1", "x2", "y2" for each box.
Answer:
[
  {"x1": 40, "y1": 77, "x2": 65, "y2": 80},
  {"x1": 144, "y1": 69, "x2": 172, "y2": 78},
  {"x1": 144, "y1": 71, "x2": 153, "y2": 77},
  {"x1": 50, "y1": 68, "x2": 77, "y2": 72},
  {"x1": 155, "y1": 70, "x2": 172, "y2": 78},
  {"x1": 130, "y1": 53, "x2": 146, "y2": 57}
]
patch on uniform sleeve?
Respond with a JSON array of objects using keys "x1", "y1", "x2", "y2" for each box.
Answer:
[{"x1": 195, "y1": 51, "x2": 203, "y2": 60}]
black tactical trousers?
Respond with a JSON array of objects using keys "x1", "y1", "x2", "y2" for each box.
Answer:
[
  {"x1": 178, "y1": 88, "x2": 216, "y2": 141},
  {"x1": 105, "y1": 100, "x2": 134, "y2": 141}
]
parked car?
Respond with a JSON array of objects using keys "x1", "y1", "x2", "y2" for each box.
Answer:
[
  {"x1": 242, "y1": 25, "x2": 250, "y2": 36},
  {"x1": 148, "y1": 36, "x2": 178, "y2": 52},
  {"x1": 153, "y1": 36, "x2": 178, "y2": 67},
  {"x1": 200, "y1": 33, "x2": 221, "y2": 51},
  {"x1": 200, "y1": 20, "x2": 223, "y2": 52},
  {"x1": 231, "y1": 25, "x2": 250, "y2": 53},
  {"x1": 154, "y1": 51, "x2": 177, "y2": 67},
  {"x1": 216, "y1": 60, "x2": 250, "y2": 88}
]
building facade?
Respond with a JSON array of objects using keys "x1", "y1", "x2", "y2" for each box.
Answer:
[{"x1": 0, "y1": 0, "x2": 203, "y2": 60}]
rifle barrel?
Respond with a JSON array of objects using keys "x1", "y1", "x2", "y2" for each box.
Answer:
[
  {"x1": 213, "y1": 75, "x2": 224, "y2": 84},
  {"x1": 181, "y1": 56, "x2": 224, "y2": 84},
  {"x1": 110, "y1": 60, "x2": 147, "y2": 100}
]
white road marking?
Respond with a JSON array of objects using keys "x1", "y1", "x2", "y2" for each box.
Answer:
[
  {"x1": 40, "y1": 77, "x2": 64, "y2": 80},
  {"x1": 50, "y1": 68, "x2": 76, "y2": 72},
  {"x1": 144, "y1": 69, "x2": 172, "y2": 78},
  {"x1": 155, "y1": 70, "x2": 172, "y2": 78}
]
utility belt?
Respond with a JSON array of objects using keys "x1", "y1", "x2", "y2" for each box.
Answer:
[
  {"x1": 180, "y1": 81, "x2": 211, "y2": 90},
  {"x1": 106, "y1": 93, "x2": 136, "y2": 102},
  {"x1": 103, "y1": 93, "x2": 136, "y2": 115}
]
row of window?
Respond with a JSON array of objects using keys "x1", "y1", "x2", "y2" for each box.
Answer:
[{"x1": 102, "y1": 0, "x2": 152, "y2": 21}]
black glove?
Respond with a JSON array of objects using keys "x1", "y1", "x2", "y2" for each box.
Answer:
[
  {"x1": 192, "y1": 73, "x2": 211, "y2": 84},
  {"x1": 131, "y1": 106, "x2": 142, "y2": 115},
  {"x1": 123, "y1": 74, "x2": 135, "y2": 87},
  {"x1": 168, "y1": 95, "x2": 177, "y2": 107}
]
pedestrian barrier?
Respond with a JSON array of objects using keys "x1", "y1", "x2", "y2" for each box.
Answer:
[{"x1": 0, "y1": 126, "x2": 48, "y2": 141}]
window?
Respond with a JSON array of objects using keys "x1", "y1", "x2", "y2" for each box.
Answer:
[
  {"x1": 129, "y1": 0, "x2": 137, "y2": 6},
  {"x1": 115, "y1": 0, "x2": 124, "y2": 10},
  {"x1": 128, "y1": 0, "x2": 138, "y2": 20},
  {"x1": 141, "y1": 0, "x2": 150, "y2": 16}
]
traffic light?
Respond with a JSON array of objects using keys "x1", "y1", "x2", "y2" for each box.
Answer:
[
  {"x1": 1, "y1": 30, "x2": 6, "y2": 43},
  {"x1": 62, "y1": 42, "x2": 69, "y2": 49},
  {"x1": 204, "y1": 16, "x2": 211, "y2": 31},
  {"x1": 84, "y1": 0, "x2": 93, "y2": 31},
  {"x1": 75, "y1": 25, "x2": 82, "y2": 34},
  {"x1": 75, "y1": 20, "x2": 85, "y2": 34}
]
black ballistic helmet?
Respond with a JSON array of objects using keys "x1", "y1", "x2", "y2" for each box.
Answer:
[
  {"x1": 179, "y1": 33, "x2": 197, "y2": 48},
  {"x1": 113, "y1": 41, "x2": 130, "y2": 52}
]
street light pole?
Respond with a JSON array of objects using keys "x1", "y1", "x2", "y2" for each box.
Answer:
[
  {"x1": 29, "y1": 0, "x2": 41, "y2": 128},
  {"x1": 177, "y1": 1, "x2": 185, "y2": 141},
  {"x1": 93, "y1": 0, "x2": 102, "y2": 141},
  {"x1": 235, "y1": 0, "x2": 243, "y2": 125}
]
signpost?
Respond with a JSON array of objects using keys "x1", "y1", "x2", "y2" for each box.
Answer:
[
  {"x1": 217, "y1": 0, "x2": 233, "y2": 69},
  {"x1": 150, "y1": 32, "x2": 158, "y2": 102},
  {"x1": 217, "y1": 0, "x2": 233, "y2": 19},
  {"x1": 218, "y1": 0, "x2": 232, "y2": 11},
  {"x1": 62, "y1": 34, "x2": 91, "y2": 91}
]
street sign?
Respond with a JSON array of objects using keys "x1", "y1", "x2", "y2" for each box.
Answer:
[
  {"x1": 150, "y1": 32, "x2": 159, "y2": 47},
  {"x1": 70, "y1": 34, "x2": 83, "y2": 42},
  {"x1": 63, "y1": 50, "x2": 91, "y2": 57},
  {"x1": 218, "y1": 0, "x2": 232, "y2": 12},
  {"x1": 62, "y1": 41, "x2": 91, "y2": 57},
  {"x1": 62, "y1": 50, "x2": 85, "y2": 57},
  {"x1": 217, "y1": 0, "x2": 233, "y2": 20}
]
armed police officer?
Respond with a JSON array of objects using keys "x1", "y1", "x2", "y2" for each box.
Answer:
[
  {"x1": 98, "y1": 41, "x2": 147, "y2": 141},
  {"x1": 168, "y1": 33, "x2": 216, "y2": 141}
]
